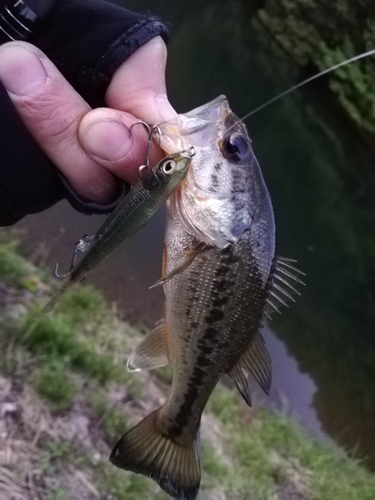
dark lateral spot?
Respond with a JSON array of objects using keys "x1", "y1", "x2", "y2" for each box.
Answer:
[
  {"x1": 215, "y1": 267, "x2": 230, "y2": 278},
  {"x1": 205, "y1": 308, "x2": 224, "y2": 324},
  {"x1": 211, "y1": 174, "x2": 219, "y2": 187},
  {"x1": 204, "y1": 326, "x2": 218, "y2": 340},
  {"x1": 199, "y1": 344, "x2": 213, "y2": 355},
  {"x1": 197, "y1": 354, "x2": 211, "y2": 367},
  {"x1": 221, "y1": 251, "x2": 238, "y2": 265},
  {"x1": 191, "y1": 321, "x2": 199, "y2": 329},
  {"x1": 218, "y1": 339, "x2": 230, "y2": 349},
  {"x1": 170, "y1": 364, "x2": 208, "y2": 435},
  {"x1": 214, "y1": 163, "x2": 221, "y2": 171},
  {"x1": 215, "y1": 280, "x2": 230, "y2": 292},
  {"x1": 213, "y1": 296, "x2": 229, "y2": 307}
]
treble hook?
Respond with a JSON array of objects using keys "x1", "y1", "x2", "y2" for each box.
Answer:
[
  {"x1": 55, "y1": 262, "x2": 71, "y2": 279},
  {"x1": 144, "y1": 126, "x2": 162, "y2": 167},
  {"x1": 129, "y1": 121, "x2": 164, "y2": 178},
  {"x1": 129, "y1": 120, "x2": 151, "y2": 140},
  {"x1": 54, "y1": 235, "x2": 94, "y2": 279}
]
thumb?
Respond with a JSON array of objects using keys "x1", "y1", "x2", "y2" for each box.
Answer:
[{"x1": 105, "y1": 37, "x2": 177, "y2": 124}]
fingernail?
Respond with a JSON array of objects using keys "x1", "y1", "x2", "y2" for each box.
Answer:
[
  {"x1": 84, "y1": 120, "x2": 132, "y2": 161},
  {"x1": 0, "y1": 45, "x2": 46, "y2": 95}
]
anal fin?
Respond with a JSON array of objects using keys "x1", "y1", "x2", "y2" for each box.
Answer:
[
  {"x1": 127, "y1": 320, "x2": 170, "y2": 372},
  {"x1": 228, "y1": 331, "x2": 272, "y2": 406},
  {"x1": 150, "y1": 242, "x2": 208, "y2": 289}
]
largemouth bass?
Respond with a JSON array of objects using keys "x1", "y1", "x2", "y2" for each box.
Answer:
[
  {"x1": 110, "y1": 96, "x2": 303, "y2": 499},
  {"x1": 44, "y1": 151, "x2": 194, "y2": 312}
]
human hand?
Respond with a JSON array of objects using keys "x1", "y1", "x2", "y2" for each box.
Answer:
[{"x1": 0, "y1": 36, "x2": 177, "y2": 205}]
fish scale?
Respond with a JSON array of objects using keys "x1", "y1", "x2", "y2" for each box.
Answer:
[{"x1": 161, "y1": 230, "x2": 268, "y2": 441}]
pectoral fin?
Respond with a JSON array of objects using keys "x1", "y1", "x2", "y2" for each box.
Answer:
[
  {"x1": 228, "y1": 331, "x2": 272, "y2": 406},
  {"x1": 150, "y1": 243, "x2": 208, "y2": 289},
  {"x1": 127, "y1": 320, "x2": 170, "y2": 372}
]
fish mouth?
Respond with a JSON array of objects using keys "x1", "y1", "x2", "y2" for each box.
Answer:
[
  {"x1": 158, "y1": 95, "x2": 231, "y2": 154},
  {"x1": 183, "y1": 95, "x2": 229, "y2": 118}
]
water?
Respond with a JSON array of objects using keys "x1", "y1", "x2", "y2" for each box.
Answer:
[{"x1": 15, "y1": 0, "x2": 375, "y2": 469}]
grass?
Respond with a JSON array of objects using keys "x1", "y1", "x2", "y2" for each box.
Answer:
[
  {"x1": 39, "y1": 440, "x2": 71, "y2": 474},
  {"x1": 95, "y1": 464, "x2": 151, "y2": 500},
  {"x1": 46, "y1": 489, "x2": 68, "y2": 500},
  {"x1": 0, "y1": 240, "x2": 39, "y2": 289},
  {"x1": 58, "y1": 286, "x2": 106, "y2": 325},
  {"x1": 17, "y1": 299, "x2": 123, "y2": 384},
  {"x1": 87, "y1": 389, "x2": 128, "y2": 442},
  {"x1": 31, "y1": 360, "x2": 77, "y2": 411},
  {"x1": 207, "y1": 384, "x2": 375, "y2": 500},
  {"x1": 15, "y1": 285, "x2": 144, "y2": 392}
]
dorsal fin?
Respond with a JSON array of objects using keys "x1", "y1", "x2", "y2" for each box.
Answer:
[
  {"x1": 265, "y1": 256, "x2": 305, "y2": 320},
  {"x1": 228, "y1": 330, "x2": 272, "y2": 406}
]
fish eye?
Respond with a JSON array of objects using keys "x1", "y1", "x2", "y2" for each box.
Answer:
[
  {"x1": 162, "y1": 159, "x2": 177, "y2": 175},
  {"x1": 221, "y1": 133, "x2": 251, "y2": 163}
]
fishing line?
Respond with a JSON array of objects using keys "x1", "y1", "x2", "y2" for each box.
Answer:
[
  {"x1": 225, "y1": 48, "x2": 375, "y2": 134},
  {"x1": 158, "y1": 49, "x2": 375, "y2": 153}
]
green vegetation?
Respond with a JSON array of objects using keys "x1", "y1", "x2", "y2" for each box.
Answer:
[
  {"x1": 87, "y1": 389, "x2": 128, "y2": 442},
  {"x1": 18, "y1": 307, "x2": 121, "y2": 384},
  {"x1": 32, "y1": 360, "x2": 76, "y2": 411},
  {"x1": 207, "y1": 385, "x2": 375, "y2": 500},
  {"x1": 0, "y1": 240, "x2": 35, "y2": 287},
  {"x1": 95, "y1": 466, "x2": 151, "y2": 500},
  {"x1": 257, "y1": 0, "x2": 375, "y2": 133},
  {"x1": 1, "y1": 238, "x2": 375, "y2": 499}
]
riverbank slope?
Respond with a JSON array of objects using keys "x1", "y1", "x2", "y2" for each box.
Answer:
[{"x1": 1, "y1": 238, "x2": 374, "y2": 500}]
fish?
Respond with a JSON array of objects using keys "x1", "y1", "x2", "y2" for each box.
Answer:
[
  {"x1": 43, "y1": 150, "x2": 194, "y2": 312},
  {"x1": 109, "y1": 96, "x2": 304, "y2": 499}
]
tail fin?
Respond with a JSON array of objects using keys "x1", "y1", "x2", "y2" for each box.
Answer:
[{"x1": 110, "y1": 410, "x2": 201, "y2": 500}]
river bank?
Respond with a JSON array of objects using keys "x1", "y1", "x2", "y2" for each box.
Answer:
[{"x1": 1, "y1": 237, "x2": 375, "y2": 499}]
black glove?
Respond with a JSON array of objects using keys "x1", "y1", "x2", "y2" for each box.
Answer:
[{"x1": 0, "y1": 0, "x2": 168, "y2": 225}]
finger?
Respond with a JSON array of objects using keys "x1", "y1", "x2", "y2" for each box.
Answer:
[
  {"x1": 79, "y1": 108, "x2": 164, "y2": 185},
  {"x1": 0, "y1": 42, "x2": 139, "y2": 203},
  {"x1": 105, "y1": 37, "x2": 177, "y2": 125}
]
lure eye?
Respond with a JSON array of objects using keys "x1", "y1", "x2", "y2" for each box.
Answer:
[
  {"x1": 162, "y1": 159, "x2": 177, "y2": 175},
  {"x1": 221, "y1": 133, "x2": 251, "y2": 163}
]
